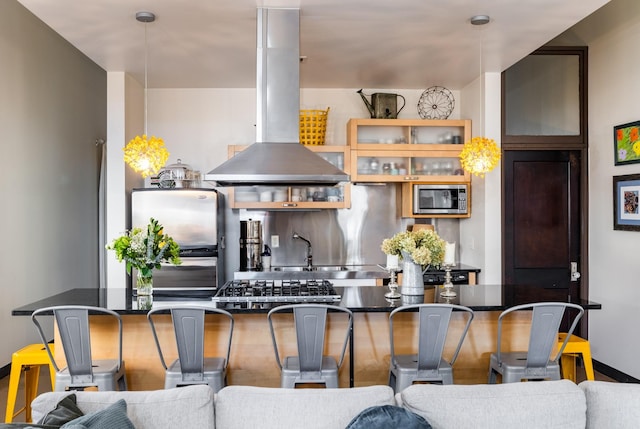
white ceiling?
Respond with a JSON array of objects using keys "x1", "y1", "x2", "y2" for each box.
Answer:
[{"x1": 17, "y1": 0, "x2": 610, "y2": 90}]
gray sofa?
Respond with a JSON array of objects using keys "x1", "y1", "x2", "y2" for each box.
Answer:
[{"x1": 30, "y1": 380, "x2": 640, "y2": 429}]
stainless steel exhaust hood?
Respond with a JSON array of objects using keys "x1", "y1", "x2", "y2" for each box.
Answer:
[{"x1": 205, "y1": 8, "x2": 349, "y2": 187}]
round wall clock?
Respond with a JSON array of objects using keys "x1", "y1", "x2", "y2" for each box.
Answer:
[{"x1": 417, "y1": 86, "x2": 455, "y2": 119}]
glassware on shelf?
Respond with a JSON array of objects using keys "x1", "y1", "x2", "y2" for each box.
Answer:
[{"x1": 369, "y1": 157, "x2": 380, "y2": 173}]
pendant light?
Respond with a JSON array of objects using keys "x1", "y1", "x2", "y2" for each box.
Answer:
[
  {"x1": 459, "y1": 15, "x2": 501, "y2": 178},
  {"x1": 123, "y1": 11, "x2": 169, "y2": 178}
]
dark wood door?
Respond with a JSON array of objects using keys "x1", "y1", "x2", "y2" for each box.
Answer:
[{"x1": 503, "y1": 150, "x2": 582, "y2": 305}]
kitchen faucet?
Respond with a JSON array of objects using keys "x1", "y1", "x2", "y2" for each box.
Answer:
[{"x1": 292, "y1": 232, "x2": 313, "y2": 270}]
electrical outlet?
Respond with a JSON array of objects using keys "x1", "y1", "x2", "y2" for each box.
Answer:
[{"x1": 271, "y1": 235, "x2": 280, "y2": 248}]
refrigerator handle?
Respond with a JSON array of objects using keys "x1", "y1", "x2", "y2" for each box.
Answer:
[{"x1": 221, "y1": 235, "x2": 226, "y2": 249}]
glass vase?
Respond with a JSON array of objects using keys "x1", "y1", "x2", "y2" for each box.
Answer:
[{"x1": 136, "y1": 271, "x2": 153, "y2": 296}]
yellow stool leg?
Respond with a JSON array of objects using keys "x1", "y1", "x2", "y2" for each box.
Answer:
[
  {"x1": 558, "y1": 334, "x2": 595, "y2": 382},
  {"x1": 5, "y1": 358, "x2": 23, "y2": 423},
  {"x1": 581, "y1": 343, "x2": 595, "y2": 381},
  {"x1": 24, "y1": 365, "x2": 41, "y2": 422},
  {"x1": 561, "y1": 353, "x2": 577, "y2": 382}
]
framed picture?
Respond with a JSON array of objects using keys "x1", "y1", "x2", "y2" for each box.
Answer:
[
  {"x1": 614, "y1": 121, "x2": 640, "y2": 165},
  {"x1": 613, "y1": 174, "x2": 640, "y2": 231}
]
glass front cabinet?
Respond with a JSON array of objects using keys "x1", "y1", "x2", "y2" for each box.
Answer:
[
  {"x1": 226, "y1": 145, "x2": 351, "y2": 209},
  {"x1": 348, "y1": 119, "x2": 471, "y2": 183}
]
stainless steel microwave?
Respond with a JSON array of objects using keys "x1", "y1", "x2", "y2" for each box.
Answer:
[{"x1": 413, "y1": 184, "x2": 469, "y2": 215}]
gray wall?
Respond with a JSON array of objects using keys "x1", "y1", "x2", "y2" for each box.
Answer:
[{"x1": 0, "y1": 1, "x2": 105, "y2": 366}]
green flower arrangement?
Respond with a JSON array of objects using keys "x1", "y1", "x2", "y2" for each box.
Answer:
[
  {"x1": 381, "y1": 229, "x2": 446, "y2": 267},
  {"x1": 106, "y1": 217, "x2": 181, "y2": 277}
]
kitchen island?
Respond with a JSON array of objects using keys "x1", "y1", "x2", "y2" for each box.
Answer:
[{"x1": 13, "y1": 285, "x2": 600, "y2": 390}]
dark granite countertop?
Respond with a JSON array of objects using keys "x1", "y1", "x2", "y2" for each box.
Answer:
[{"x1": 12, "y1": 284, "x2": 601, "y2": 316}]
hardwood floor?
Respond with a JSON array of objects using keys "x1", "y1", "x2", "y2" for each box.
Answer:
[{"x1": 0, "y1": 364, "x2": 617, "y2": 424}]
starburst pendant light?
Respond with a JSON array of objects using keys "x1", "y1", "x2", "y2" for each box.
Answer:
[
  {"x1": 459, "y1": 15, "x2": 500, "y2": 178},
  {"x1": 123, "y1": 11, "x2": 169, "y2": 178}
]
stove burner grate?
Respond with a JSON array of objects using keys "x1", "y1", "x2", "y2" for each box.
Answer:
[{"x1": 212, "y1": 279, "x2": 341, "y2": 303}]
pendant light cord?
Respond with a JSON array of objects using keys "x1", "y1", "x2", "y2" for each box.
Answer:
[
  {"x1": 144, "y1": 22, "x2": 148, "y2": 136},
  {"x1": 479, "y1": 37, "x2": 483, "y2": 137}
]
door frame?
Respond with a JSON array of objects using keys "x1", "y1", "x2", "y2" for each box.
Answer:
[{"x1": 501, "y1": 46, "x2": 589, "y2": 335}]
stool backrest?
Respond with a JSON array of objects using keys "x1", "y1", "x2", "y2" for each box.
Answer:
[
  {"x1": 390, "y1": 304, "x2": 474, "y2": 370},
  {"x1": 268, "y1": 304, "x2": 353, "y2": 372},
  {"x1": 496, "y1": 302, "x2": 584, "y2": 367},
  {"x1": 147, "y1": 306, "x2": 234, "y2": 380},
  {"x1": 31, "y1": 305, "x2": 123, "y2": 386}
]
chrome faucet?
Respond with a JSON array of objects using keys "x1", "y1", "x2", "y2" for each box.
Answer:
[{"x1": 292, "y1": 232, "x2": 313, "y2": 270}]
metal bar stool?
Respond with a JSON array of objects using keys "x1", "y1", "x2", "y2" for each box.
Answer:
[
  {"x1": 5, "y1": 343, "x2": 56, "y2": 423},
  {"x1": 558, "y1": 333, "x2": 595, "y2": 382}
]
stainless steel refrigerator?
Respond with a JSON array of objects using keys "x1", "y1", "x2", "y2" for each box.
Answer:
[{"x1": 131, "y1": 188, "x2": 225, "y2": 293}]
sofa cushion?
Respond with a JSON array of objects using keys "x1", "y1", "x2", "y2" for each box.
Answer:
[
  {"x1": 215, "y1": 385, "x2": 395, "y2": 429},
  {"x1": 580, "y1": 380, "x2": 640, "y2": 428},
  {"x1": 60, "y1": 399, "x2": 134, "y2": 429},
  {"x1": 31, "y1": 385, "x2": 214, "y2": 429},
  {"x1": 398, "y1": 379, "x2": 586, "y2": 429}
]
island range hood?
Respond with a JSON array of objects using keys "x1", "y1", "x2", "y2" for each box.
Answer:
[{"x1": 205, "y1": 8, "x2": 349, "y2": 187}]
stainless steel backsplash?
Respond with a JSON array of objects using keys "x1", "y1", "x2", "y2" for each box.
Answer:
[{"x1": 225, "y1": 184, "x2": 460, "y2": 272}]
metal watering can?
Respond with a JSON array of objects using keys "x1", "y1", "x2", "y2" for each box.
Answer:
[{"x1": 357, "y1": 89, "x2": 406, "y2": 119}]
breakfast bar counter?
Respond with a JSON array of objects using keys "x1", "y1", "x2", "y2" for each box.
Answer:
[{"x1": 13, "y1": 285, "x2": 601, "y2": 390}]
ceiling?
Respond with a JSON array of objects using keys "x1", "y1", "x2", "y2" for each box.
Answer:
[{"x1": 16, "y1": 0, "x2": 610, "y2": 90}]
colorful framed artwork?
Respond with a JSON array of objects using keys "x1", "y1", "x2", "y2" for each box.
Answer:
[
  {"x1": 614, "y1": 121, "x2": 640, "y2": 165},
  {"x1": 613, "y1": 174, "x2": 640, "y2": 231}
]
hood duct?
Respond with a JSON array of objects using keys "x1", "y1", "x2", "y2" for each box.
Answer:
[{"x1": 205, "y1": 7, "x2": 349, "y2": 187}]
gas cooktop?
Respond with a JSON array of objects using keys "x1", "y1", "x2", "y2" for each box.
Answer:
[{"x1": 212, "y1": 279, "x2": 341, "y2": 304}]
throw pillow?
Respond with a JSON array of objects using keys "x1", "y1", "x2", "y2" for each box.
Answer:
[
  {"x1": 345, "y1": 405, "x2": 432, "y2": 429},
  {"x1": 60, "y1": 400, "x2": 135, "y2": 429},
  {"x1": 36, "y1": 394, "x2": 84, "y2": 426}
]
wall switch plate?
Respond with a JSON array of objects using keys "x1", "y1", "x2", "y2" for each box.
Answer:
[{"x1": 271, "y1": 235, "x2": 280, "y2": 248}]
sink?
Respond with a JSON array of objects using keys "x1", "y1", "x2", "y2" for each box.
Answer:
[
  {"x1": 235, "y1": 265, "x2": 388, "y2": 282},
  {"x1": 314, "y1": 266, "x2": 348, "y2": 272},
  {"x1": 272, "y1": 265, "x2": 348, "y2": 272},
  {"x1": 272, "y1": 266, "x2": 306, "y2": 272}
]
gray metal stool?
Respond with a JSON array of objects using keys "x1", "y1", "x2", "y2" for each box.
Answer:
[
  {"x1": 268, "y1": 304, "x2": 352, "y2": 388},
  {"x1": 388, "y1": 303, "x2": 474, "y2": 392},
  {"x1": 31, "y1": 305, "x2": 127, "y2": 391},
  {"x1": 147, "y1": 306, "x2": 234, "y2": 392}
]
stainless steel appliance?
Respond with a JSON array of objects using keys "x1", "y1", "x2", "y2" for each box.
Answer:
[
  {"x1": 131, "y1": 188, "x2": 225, "y2": 291},
  {"x1": 239, "y1": 220, "x2": 262, "y2": 271},
  {"x1": 412, "y1": 183, "x2": 469, "y2": 215},
  {"x1": 212, "y1": 279, "x2": 340, "y2": 309}
]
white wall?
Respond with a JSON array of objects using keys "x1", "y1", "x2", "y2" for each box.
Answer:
[
  {"x1": 459, "y1": 73, "x2": 502, "y2": 284},
  {"x1": 0, "y1": 1, "x2": 105, "y2": 365},
  {"x1": 562, "y1": 0, "x2": 640, "y2": 378},
  {"x1": 145, "y1": 87, "x2": 463, "y2": 176}
]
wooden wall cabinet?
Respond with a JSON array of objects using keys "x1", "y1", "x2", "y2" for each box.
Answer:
[
  {"x1": 226, "y1": 145, "x2": 351, "y2": 209},
  {"x1": 347, "y1": 118, "x2": 471, "y2": 183},
  {"x1": 400, "y1": 182, "x2": 471, "y2": 219},
  {"x1": 347, "y1": 118, "x2": 472, "y2": 218}
]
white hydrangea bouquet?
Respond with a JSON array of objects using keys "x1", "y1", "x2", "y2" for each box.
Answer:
[{"x1": 381, "y1": 229, "x2": 446, "y2": 267}]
